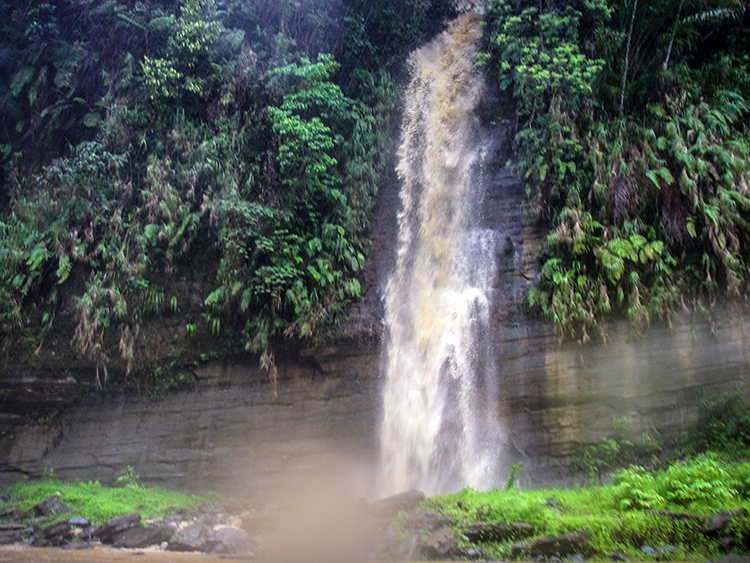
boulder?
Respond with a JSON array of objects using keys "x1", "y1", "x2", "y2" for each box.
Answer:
[
  {"x1": 369, "y1": 490, "x2": 424, "y2": 520},
  {"x1": 702, "y1": 509, "x2": 748, "y2": 535},
  {"x1": 167, "y1": 523, "x2": 211, "y2": 552},
  {"x1": 0, "y1": 505, "x2": 19, "y2": 520},
  {"x1": 640, "y1": 544, "x2": 677, "y2": 559},
  {"x1": 715, "y1": 556, "x2": 750, "y2": 563},
  {"x1": 719, "y1": 535, "x2": 736, "y2": 552},
  {"x1": 112, "y1": 525, "x2": 172, "y2": 549},
  {"x1": 422, "y1": 525, "x2": 459, "y2": 559},
  {"x1": 209, "y1": 526, "x2": 256, "y2": 555},
  {"x1": 32, "y1": 496, "x2": 69, "y2": 517},
  {"x1": 463, "y1": 546, "x2": 484, "y2": 559},
  {"x1": 403, "y1": 509, "x2": 455, "y2": 532},
  {"x1": 0, "y1": 530, "x2": 23, "y2": 545},
  {"x1": 463, "y1": 521, "x2": 535, "y2": 542},
  {"x1": 34, "y1": 520, "x2": 73, "y2": 546},
  {"x1": 656, "y1": 510, "x2": 701, "y2": 523},
  {"x1": 511, "y1": 530, "x2": 591, "y2": 559},
  {"x1": 91, "y1": 512, "x2": 141, "y2": 543}
]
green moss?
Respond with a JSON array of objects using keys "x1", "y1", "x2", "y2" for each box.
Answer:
[
  {"x1": 416, "y1": 456, "x2": 750, "y2": 560},
  {"x1": 3, "y1": 471, "x2": 214, "y2": 525}
]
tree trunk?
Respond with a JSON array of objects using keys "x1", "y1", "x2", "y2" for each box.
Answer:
[
  {"x1": 620, "y1": 0, "x2": 638, "y2": 114},
  {"x1": 662, "y1": 0, "x2": 684, "y2": 71}
]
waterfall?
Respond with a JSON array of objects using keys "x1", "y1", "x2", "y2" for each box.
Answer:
[{"x1": 379, "y1": 13, "x2": 504, "y2": 497}]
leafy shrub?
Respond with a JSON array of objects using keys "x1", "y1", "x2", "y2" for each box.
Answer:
[
  {"x1": 483, "y1": 0, "x2": 750, "y2": 340},
  {"x1": 421, "y1": 470, "x2": 726, "y2": 561},
  {"x1": 114, "y1": 465, "x2": 142, "y2": 488},
  {"x1": 613, "y1": 454, "x2": 742, "y2": 512},
  {"x1": 683, "y1": 391, "x2": 750, "y2": 455},
  {"x1": 571, "y1": 418, "x2": 661, "y2": 480},
  {"x1": 0, "y1": 0, "x2": 450, "y2": 387},
  {"x1": 612, "y1": 466, "x2": 665, "y2": 510},
  {"x1": 660, "y1": 455, "x2": 739, "y2": 508}
]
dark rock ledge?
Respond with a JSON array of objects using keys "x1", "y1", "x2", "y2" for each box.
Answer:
[{"x1": 0, "y1": 495, "x2": 256, "y2": 556}]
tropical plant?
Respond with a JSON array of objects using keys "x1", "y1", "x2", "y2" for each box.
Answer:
[
  {"x1": 483, "y1": 0, "x2": 750, "y2": 341},
  {"x1": 0, "y1": 0, "x2": 454, "y2": 389}
]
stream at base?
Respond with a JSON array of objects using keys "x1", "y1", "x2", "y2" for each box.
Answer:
[
  {"x1": 0, "y1": 546, "x2": 234, "y2": 563},
  {"x1": 0, "y1": 546, "x2": 445, "y2": 563}
]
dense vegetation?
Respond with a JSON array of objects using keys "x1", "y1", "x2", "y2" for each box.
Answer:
[
  {"x1": 482, "y1": 0, "x2": 750, "y2": 341},
  {"x1": 0, "y1": 0, "x2": 457, "y2": 387},
  {"x1": 4, "y1": 0, "x2": 750, "y2": 386}
]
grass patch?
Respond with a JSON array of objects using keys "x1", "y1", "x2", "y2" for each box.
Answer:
[
  {"x1": 417, "y1": 454, "x2": 750, "y2": 561},
  {"x1": 2, "y1": 470, "x2": 215, "y2": 525}
]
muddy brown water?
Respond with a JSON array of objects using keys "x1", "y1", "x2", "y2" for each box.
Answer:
[
  {"x1": 0, "y1": 547, "x2": 393, "y2": 562},
  {"x1": 0, "y1": 546, "x2": 239, "y2": 563}
]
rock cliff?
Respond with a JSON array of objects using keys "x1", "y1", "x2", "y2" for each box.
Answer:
[{"x1": 3, "y1": 110, "x2": 750, "y2": 499}]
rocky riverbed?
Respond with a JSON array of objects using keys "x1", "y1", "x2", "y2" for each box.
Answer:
[
  {"x1": 0, "y1": 488, "x2": 423, "y2": 561},
  {"x1": 4, "y1": 487, "x2": 750, "y2": 562},
  {"x1": 0, "y1": 546, "x2": 237, "y2": 563},
  {"x1": 0, "y1": 495, "x2": 255, "y2": 556}
]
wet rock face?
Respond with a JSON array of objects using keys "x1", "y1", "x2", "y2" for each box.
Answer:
[
  {"x1": 3, "y1": 116, "x2": 750, "y2": 493},
  {"x1": 511, "y1": 530, "x2": 592, "y2": 560},
  {"x1": 91, "y1": 512, "x2": 141, "y2": 544},
  {"x1": 0, "y1": 360, "x2": 382, "y2": 499}
]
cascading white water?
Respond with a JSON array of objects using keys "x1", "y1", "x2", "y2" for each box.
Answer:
[{"x1": 380, "y1": 13, "x2": 504, "y2": 497}]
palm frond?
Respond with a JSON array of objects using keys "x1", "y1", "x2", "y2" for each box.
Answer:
[{"x1": 683, "y1": 7, "x2": 743, "y2": 25}]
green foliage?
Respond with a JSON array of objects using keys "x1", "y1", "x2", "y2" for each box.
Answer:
[
  {"x1": 483, "y1": 0, "x2": 607, "y2": 221},
  {"x1": 483, "y1": 0, "x2": 750, "y2": 339},
  {"x1": 611, "y1": 466, "x2": 665, "y2": 510},
  {"x1": 419, "y1": 454, "x2": 750, "y2": 560},
  {"x1": 114, "y1": 465, "x2": 142, "y2": 488},
  {"x1": 572, "y1": 418, "x2": 661, "y2": 480},
  {"x1": 212, "y1": 54, "x2": 372, "y2": 359},
  {"x1": 3, "y1": 471, "x2": 210, "y2": 525},
  {"x1": 0, "y1": 0, "x2": 453, "y2": 386},
  {"x1": 613, "y1": 454, "x2": 743, "y2": 511},
  {"x1": 141, "y1": 0, "x2": 231, "y2": 108},
  {"x1": 0, "y1": 216, "x2": 51, "y2": 334},
  {"x1": 682, "y1": 391, "x2": 750, "y2": 455},
  {"x1": 339, "y1": 0, "x2": 458, "y2": 76},
  {"x1": 505, "y1": 463, "x2": 525, "y2": 490}
]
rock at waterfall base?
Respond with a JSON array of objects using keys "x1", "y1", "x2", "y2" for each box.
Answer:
[
  {"x1": 511, "y1": 530, "x2": 591, "y2": 559},
  {"x1": 368, "y1": 489, "x2": 425, "y2": 520},
  {"x1": 463, "y1": 521, "x2": 535, "y2": 542},
  {"x1": 32, "y1": 496, "x2": 70, "y2": 518},
  {"x1": 210, "y1": 525, "x2": 256, "y2": 555},
  {"x1": 91, "y1": 512, "x2": 141, "y2": 543},
  {"x1": 167, "y1": 523, "x2": 210, "y2": 552},
  {"x1": 702, "y1": 509, "x2": 748, "y2": 535},
  {"x1": 422, "y1": 525, "x2": 459, "y2": 559},
  {"x1": 112, "y1": 525, "x2": 172, "y2": 549}
]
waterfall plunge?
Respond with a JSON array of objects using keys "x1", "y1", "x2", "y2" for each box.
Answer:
[{"x1": 380, "y1": 14, "x2": 504, "y2": 497}]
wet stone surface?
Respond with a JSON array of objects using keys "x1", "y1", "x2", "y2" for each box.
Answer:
[{"x1": 0, "y1": 496, "x2": 256, "y2": 557}]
